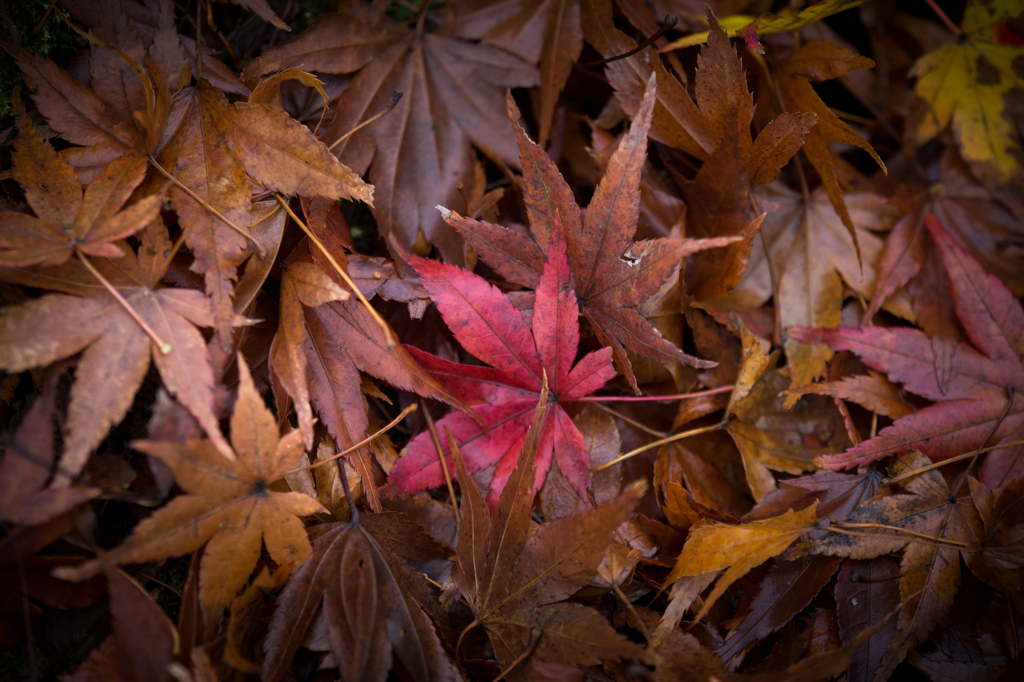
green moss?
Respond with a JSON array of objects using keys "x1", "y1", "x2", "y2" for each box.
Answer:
[
  {"x1": 0, "y1": 0, "x2": 81, "y2": 127},
  {"x1": 290, "y1": 0, "x2": 335, "y2": 34},
  {"x1": 386, "y1": 0, "x2": 448, "y2": 23}
]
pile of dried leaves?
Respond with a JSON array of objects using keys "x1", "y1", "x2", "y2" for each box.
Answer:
[{"x1": 1, "y1": 0, "x2": 1023, "y2": 680}]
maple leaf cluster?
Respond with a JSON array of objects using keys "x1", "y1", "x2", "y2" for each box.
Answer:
[{"x1": 0, "y1": 1, "x2": 1023, "y2": 681}]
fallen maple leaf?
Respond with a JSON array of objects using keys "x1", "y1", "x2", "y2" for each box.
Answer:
[
  {"x1": 243, "y1": 0, "x2": 538, "y2": 262},
  {"x1": 665, "y1": 502, "x2": 820, "y2": 623},
  {"x1": 0, "y1": 371, "x2": 98, "y2": 526},
  {"x1": 716, "y1": 555, "x2": 842, "y2": 665},
  {"x1": 0, "y1": 222, "x2": 237, "y2": 483},
  {"x1": 804, "y1": 451, "x2": 984, "y2": 682},
  {"x1": 444, "y1": 76, "x2": 737, "y2": 391},
  {"x1": 784, "y1": 370, "x2": 915, "y2": 421},
  {"x1": 386, "y1": 211, "x2": 615, "y2": 506},
  {"x1": 262, "y1": 509, "x2": 458, "y2": 682},
  {"x1": 966, "y1": 475, "x2": 1024, "y2": 612},
  {"x1": 271, "y1": 241, "x2": 468, "y2": 510},
  {"x1": 868, "y1": 151, "x2": 1024, "y2": 336},
  {"x1": 159, "y1": 82, "x2": 257, "y2": 350},
  {"x1": 0, "y1": 112, "x2": 161, "y2": 268},
  {"x1": 791, "y1": 216, "x2": 1024, "y2": 472},
  {"x1": 718, "y1": 182, "x2": 895, "y2": 397},
  {"x1": 774, "y1": 39, "x2": 886, "y2": 262},
  {"x1": 54, "y1": 357, "x2": 326, "y2": 632},
  {"x1": 456, "y1": 0, "x2": 584, "y2": 147},
  {"x1": 911, "y1": 0, "x2": 1024, "y2": 186},
  {"x1": 450, "y1": 394, "x2": 647, "y2": 676},
  {"x1": 677, "y1": 11, "x2": 814, "y2": 303}
]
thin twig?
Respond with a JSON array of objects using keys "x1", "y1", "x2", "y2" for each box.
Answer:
[
  {"x1": 286, "y1": 404, "x2": 417, "y2": 475},
  {"x1": 274, "y1": 194, "x2": 396, "y2": 348},
  {"x1": 592, "y1": 422, "x2": 722, "y2": 474},
  {"x1": 77, "y1": 250, "x2": 172, "y2": 354}
]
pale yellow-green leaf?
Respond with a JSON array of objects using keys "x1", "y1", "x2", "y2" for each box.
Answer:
[{"x1": 661, "y1": 0, "x2": 864, "y2": 50}]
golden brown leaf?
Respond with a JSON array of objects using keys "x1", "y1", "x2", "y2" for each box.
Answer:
[
  {"x1": 55, "y1": 357, "x2": 326, "y2": 632},
  {"x1": 665, "y1": 502, "x2": 819, "y2": 622}
]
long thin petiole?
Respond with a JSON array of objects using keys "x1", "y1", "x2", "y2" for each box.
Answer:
[
  {"x1": 274, "y1": 193, "x2": 396, "y2": 348},
  {"x1": 148, "y1": 155, "x2": 266, "y2": 257},
  {"x1": 77, "y1": 250, "x2": 172, "y2": 354},
  {"x1": 287, "y1": 404, "x2": 417, "y2": 475},
  {"x1": 591, "y1": 422, "x2": 722, "y2": 474},
  {"x1": 328, "y1": 91, "x2": 403, "y2": 151},
  {"x1": 883, "y1": 439, "x2": 1024, "y2": 487},
  {"x1": 831, "y1": 522, "x2": 971, "y2": 548},
  {"x1": 575, "y1": 385, "x2": 734, "y2": 402}
]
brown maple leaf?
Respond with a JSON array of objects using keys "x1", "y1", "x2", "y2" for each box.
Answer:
[
  {"x1": 0, "y1": 222, "x2": 237, "y2": 483},
  {"x1": 804, "y1": 451, "x2": 984, "y2": 681},
  {"x1": 0, "y1": 112, "x2": 162, "y2": 268},
  {"x1": 966, "y1": 475, "x2": 1024, "y2": 612},
  {"x1": 451, "y1": 392, "x2": 647, "y2": 677},
  {"x1": 55, "y1": 356, "x2": 326, "y2": 632},
  {"x1": 446, "y1": 75, "x2": 737, "y2": 392},
  {"x1": 774, "y1": 40, "x2": 887, "y2": 263},
  {"x1": 270, "y1": 241, "x2": 468, "y2": 511},
  {"x1": 242, "y1": 0, "x2": 538, "y2": 262},
  {"x1": 262, "y1": 508, "x2": 458, "y2": 682},
  {"x1": 713, "y1": 183, "x2": 896, "y2": 397}
]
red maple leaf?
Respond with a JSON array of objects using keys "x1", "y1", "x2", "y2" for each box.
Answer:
[
  {"x1": 386, "y1": 216, "x2": 614, "y2": 507},
  {"x1": 791, "y1": 216, "x2": 1024, "y2": 477}
]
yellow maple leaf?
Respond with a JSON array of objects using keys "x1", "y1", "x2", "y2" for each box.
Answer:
[{"x1": 912, "y1": 0, "x2": 1024, "y2": 184}]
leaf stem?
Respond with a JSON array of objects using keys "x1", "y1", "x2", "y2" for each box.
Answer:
[
  {"x1": 286, "y1": 404, "x2": 417, "y2": 475},
  {"x1": 455, "y1": 619, "x2": 480, "y2": 663},
  {"x1": 328, "y1": 91, "x2": 403, "y2": 151},
  {"x1": 419, "y1": 398, "x2": 460, "y2": 522},
  {"x1": 76, "y1": 250, "x2": 172, "y2": 354},
  {"x1": 491, "y1": 627, "x2": 542, "y2": 682},
  {"x1": 574, "y1": 385, "x2": 734, "y2": 402},
  {"x1": 952, "y1": 386, "x2": 1015, "y2": 494},
  {"x1": 830, "y1": 522, "x2": 971, "y2": 548},
  {"x1": 923, "y1": 0, "x2": 961, "y2": 36},
  {"x1": 580, "y1": 15, "x2": 678, "y2": 66},
  {"x1": 273, "y1": 193, "x2": 396, "y2": 348},
  {"x1": 148, "y1": 156, "x2": 266, "y2": 257},
  {"x1": 591, "y1": 422, "x2": 722, "y2": 474},
  {"x1": 883, "y1": 439, "x2": 1024, "y2": 487},
  {"x1": 592, "y1": 403, "x2": 667, "y2": 438}
]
